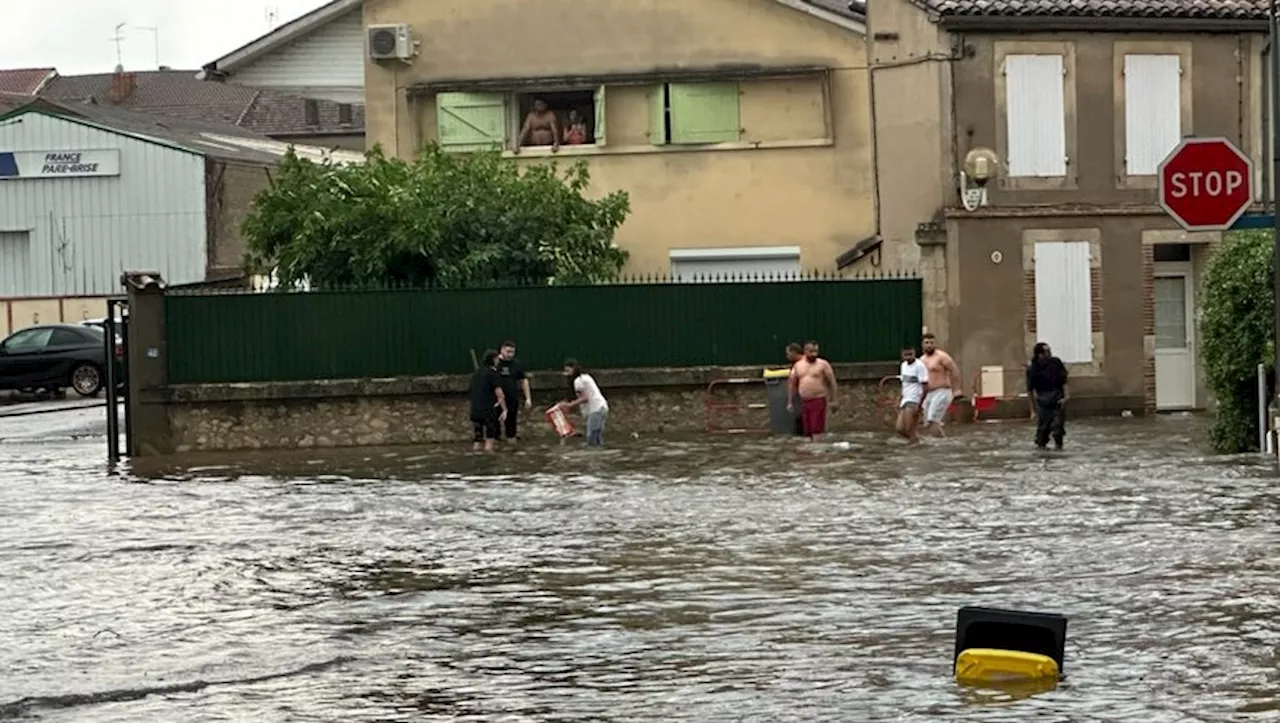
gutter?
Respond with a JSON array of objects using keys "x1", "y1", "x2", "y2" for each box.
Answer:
[{"x1": 938, "y1": 15, "x2": 1269, "y2": 33}]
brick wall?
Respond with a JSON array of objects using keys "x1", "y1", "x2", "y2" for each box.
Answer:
[{"x1": 1141, "y1": 243, "x2": 1156, "y2": 416}]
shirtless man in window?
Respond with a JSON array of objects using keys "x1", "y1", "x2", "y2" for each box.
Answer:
[{"x1": 515, "y1": 99, "x2": 559, "y2": 153}]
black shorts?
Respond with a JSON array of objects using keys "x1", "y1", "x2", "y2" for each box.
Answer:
[{"x1": 471, "y1": 415, "x2": 499, "y2": 442}]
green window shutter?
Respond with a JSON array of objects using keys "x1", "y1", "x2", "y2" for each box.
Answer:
[
  {"x1": 594, "y1": 85, "x2": 607, "y2": 147},
  {"x1": 436, "y1": 92, "x2": 507, "y2": 151},
  {"x1": 649, "y1": 84, "x2": 668, "y2": 145},
  {"x1": 668, "y1": 82, "x2": 740, "y2": 144}
]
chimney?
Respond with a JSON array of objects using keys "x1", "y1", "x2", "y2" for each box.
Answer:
[{"x1": 109, "y1": 67, "x2": 136, "y2": 103}]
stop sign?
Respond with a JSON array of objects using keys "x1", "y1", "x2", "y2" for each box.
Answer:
[{"x1": 1158, "y1": 137, "x2": 1255, "y2": 232}]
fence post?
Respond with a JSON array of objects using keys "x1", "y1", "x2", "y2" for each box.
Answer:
[
  {"x1": 1259, "y1": 363, "x2": 1269, "y2": 454},
  {"x1": 121, "y1": 271, "x2": 173, "y2": 456}
]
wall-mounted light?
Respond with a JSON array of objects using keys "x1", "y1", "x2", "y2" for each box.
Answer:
[{"x1": 960, "y1": 147, "x2": 1000, "y2": 212}]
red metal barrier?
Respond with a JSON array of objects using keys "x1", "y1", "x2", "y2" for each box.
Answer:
[
  {"x1": 970, "y1": 367, "x2": 1031, "y2": 422},
  {"x1": 705, "y1": 377, "x2": 771, "y2": 434}
]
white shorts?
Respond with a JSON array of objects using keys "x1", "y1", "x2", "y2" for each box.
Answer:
[{"x1": 922, "y1": 388, "x2": 954, "y2": 424}]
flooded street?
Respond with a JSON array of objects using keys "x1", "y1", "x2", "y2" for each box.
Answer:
[{"x1": 1, "y1": 413, "x2": 1278, "y2": 722}]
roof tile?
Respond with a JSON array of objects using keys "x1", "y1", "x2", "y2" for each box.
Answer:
[
  {"x1": 0, "y1": 68, "x2": 55, "y2": 95},
  {"x1": 919, "y1": 0, "x2": 1268, "y2": 19},
  {"x1": 39, "y1": 69, "x2": 363, "y2": 137}
]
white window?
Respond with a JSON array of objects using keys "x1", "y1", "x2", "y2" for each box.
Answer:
[
  {"x1": 1005, "y1": 55, "x2": 1067, "y2": 177},
  {"x1": 1034, "y1": 241, "x2": 1092, "y2": 363},
  {"x1": 1123, "y1": 54, "x2": 1182, "y2": 175},
  {"x1": 669, "y1": 246, "x2": 801, "y2": 282}
]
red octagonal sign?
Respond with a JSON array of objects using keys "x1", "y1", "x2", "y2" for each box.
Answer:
[{"x1": 1158, "y1": 137, "x2": 1255, "y2": 232}]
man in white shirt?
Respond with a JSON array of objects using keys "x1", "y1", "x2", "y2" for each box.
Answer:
[
  {"x1": 558, "y1": 358, "x2": 609, "y2": 447},
  {"x1": 896, "y1": 345, "x2": 929, "y2": 444}
]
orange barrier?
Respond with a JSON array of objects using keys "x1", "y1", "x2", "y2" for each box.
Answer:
[
  {"x1": 705, "y1": 377, "x2": 771, "y2": 434},
  {"x1": 970, "y1": 367, "x2": 1031, "y2": 422}
]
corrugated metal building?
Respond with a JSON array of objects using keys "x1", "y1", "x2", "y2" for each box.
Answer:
[{"x1": 0, "y1": 98, "x2": 362, "y2": 301}]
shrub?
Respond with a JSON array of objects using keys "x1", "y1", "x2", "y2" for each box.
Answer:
[
  {"x1": 1201, "y1": 230, "x2": 1275, "y2": 453},
  {"x1": 242, "y1": 143, "x2": 631, "y2": 288}
]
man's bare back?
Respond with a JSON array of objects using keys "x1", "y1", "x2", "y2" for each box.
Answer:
[{"x1": 793, "y1": 358, "x2": 834, "y2": 399}]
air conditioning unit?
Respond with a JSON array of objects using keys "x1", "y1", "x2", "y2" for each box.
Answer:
[{"x1": 367, "y1": 24, "x2": 414, "y2": 61}]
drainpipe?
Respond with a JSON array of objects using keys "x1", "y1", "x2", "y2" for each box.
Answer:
[
  {"x1": 1264, "y1": 37, "x2": 1273, "y2": 214},
  {"x1": 868, "y1": 62, "x2": 883, "y2": 246}
]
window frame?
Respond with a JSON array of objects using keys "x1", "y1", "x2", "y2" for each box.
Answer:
[
  {"x1": 1022, "y1": 229, "x2": 1103, "y2": 376},
  {"x1": 993, "y1": 41, "x2": 1078, "y2": 191},
  {"x1": 507, "y1": 85, "x2": 607, "y2": 150},
  {"x1": 1113, "y1": 41, "x2": 1194, "y2": 189},
  {"x1": 668, "y1": 246, "x2": 803, "y2": 282}
]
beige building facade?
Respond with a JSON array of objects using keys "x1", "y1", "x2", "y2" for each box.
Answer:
[
  {"x1": 362, "y1": 0, "x2": 885, "y2": 278},
  {"x1": 866, "y1": 0, "x2": 1269, "y2": 414}
]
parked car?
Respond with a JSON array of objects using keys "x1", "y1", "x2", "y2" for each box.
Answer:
[
  {"x1": 81, "y1": 317, "x2": 124, "y2": 345},
  {"x1": 0, "y1": 324, "x2": 124, "y2": 397}
]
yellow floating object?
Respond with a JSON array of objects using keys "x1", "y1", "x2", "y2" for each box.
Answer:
[
  {"x1": 954, "y1": 648, "x2": 1059, "y2": 685},
  {"x1": 762, "y1": 368, "x2": 792, "y2": 379}
]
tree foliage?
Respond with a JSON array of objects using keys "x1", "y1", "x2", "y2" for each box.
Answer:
[
  {"x1": 242, "y1": 143, "x2": 630, "y2": 288},
  {"x1": 1201, "y1": 230, "x2": 1274, "y2": 453}
]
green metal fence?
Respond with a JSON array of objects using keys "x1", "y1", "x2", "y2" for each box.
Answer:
[{"x1": 164, "y1": 276, "x2": 923, "y2": 384}]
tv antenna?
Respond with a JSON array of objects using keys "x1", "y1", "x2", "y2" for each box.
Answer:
[
  {"x1": 265, "y1": 7, "x2": 279, "y2": 28},
  {"x1": 133, "y1": 26, "x2": 161, "y2": 68},
  {"x1": 110, "y1": 23, "x2": 126, "y2": 66}
]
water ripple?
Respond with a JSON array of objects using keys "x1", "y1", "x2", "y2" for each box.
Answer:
[{"x1": 0, "y1": 416, "x2": 1276, "y2": 721}]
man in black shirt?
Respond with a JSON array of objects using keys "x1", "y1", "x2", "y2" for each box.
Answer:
[
  {"x1": 1026, "y1": 342, "x2": 1069, "y2": 450},
  {"x1": 495, "y1": 341, "x2": 532, "y2": 442},
  {"x1": 469, "y1": 349, "x2": 508, "y2": 452}
]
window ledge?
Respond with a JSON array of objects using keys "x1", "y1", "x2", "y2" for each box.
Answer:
[{"x1": 502, "y1": 137, "x2": 833, "y2": 159}]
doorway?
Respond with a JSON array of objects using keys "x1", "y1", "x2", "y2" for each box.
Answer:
[{"x1": 1154, "y1": 255, "x2": 1196, "y2": 411}]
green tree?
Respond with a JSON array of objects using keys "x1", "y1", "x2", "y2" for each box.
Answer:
[
  {"x1": 1201, "y1": 230, "x2": 1275, "y2": 453},
  {"x1": 242, "y1": 143, "x2": 630, "y2": 287}
]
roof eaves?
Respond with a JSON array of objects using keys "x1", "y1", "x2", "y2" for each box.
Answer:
[
  {"x1": 935, "y1": 13, "x2": 1268, "y2": 32},
  {"x1": 201, "y1": 0, "x2": 363, "y2": 76},
  {"x1": 778, "y1": 0, "x2": 867, "y2": 34},
  {"x1": 0, "y1": 102, "x2": 204, "y2": 158}
]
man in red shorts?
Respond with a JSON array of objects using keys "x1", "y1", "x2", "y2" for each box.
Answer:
[{"x1": 787, "y1": 340, "x2": 837, "y2": 441}]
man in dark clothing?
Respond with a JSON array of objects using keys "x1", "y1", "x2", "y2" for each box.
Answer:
[
  {"x1": 1026, "y1": 342, "x2": 1069, "y2": 449},
  {"x1": 785, "y1": 342, "x2": 805, "y2": 436},
  {"x1": 495, "y1": 341, "x2": 531, "y2": 442},
  {"x1": 469, "y1": 349, "x2": 508, "y2": 452}
]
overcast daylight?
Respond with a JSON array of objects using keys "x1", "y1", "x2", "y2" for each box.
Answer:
[
  {"x1": 2, "y1": 0, "x2": 1279, "y2": 720},
  {"x1": 0, "y1": 0, "x2": 329, "y2": 73}
]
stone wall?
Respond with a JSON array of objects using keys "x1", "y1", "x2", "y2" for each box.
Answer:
[{"x1": 159, "y1": 363, "x2": 895, "y2": 453}]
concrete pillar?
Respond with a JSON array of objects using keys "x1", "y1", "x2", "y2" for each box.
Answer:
[{"x1": 122, "y1": 271, "x2": 173, "y2": 456}]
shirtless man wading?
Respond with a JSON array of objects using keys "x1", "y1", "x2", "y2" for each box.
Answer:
[
  {"x1": 919, "y1": 332, "x2": 961, "y2": 436},
  {"x1": 515, "y1": 99, "x2": 560, "y2": 153},
  {"x1": 787, "y1": 340, "x2": 837, "y2": 441}
]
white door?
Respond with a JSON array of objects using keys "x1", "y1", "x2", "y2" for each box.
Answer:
[{"x1": 1154, "y1": 271, "x2": 1195, "y2": 410}]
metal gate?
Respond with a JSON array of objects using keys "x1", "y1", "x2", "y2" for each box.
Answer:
[{"x1": 103, "y1": 298, "x2": 132, "y2": 462}]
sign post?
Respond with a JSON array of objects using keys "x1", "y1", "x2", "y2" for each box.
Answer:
[{"x1": 1159, "y1": 135, "x2": 1271, "y2": 449}]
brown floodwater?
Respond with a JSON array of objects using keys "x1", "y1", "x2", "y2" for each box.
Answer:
[{"x1": 1, "y1": 414, "x2": 1277, "y2": 721}]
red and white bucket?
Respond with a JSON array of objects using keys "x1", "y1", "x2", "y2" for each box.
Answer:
[{"x1": 545, "y1": 405, "x2": 575, "y2": 438}]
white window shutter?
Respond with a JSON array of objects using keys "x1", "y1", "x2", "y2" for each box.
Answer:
[
  {"x1": 1034, "y1": 241, "x2": 1093, "y2": 363},
  {"x1": 1005, "y1": 55, "x2": 1067, "y2": 177},
  {"x1": 1123, "y1": 55, "x2": 1181, "y2": 175}
]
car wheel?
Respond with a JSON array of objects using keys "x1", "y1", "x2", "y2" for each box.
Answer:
[{"x1": 70, "y1": 363, "x2": 103, "y2": 397}]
